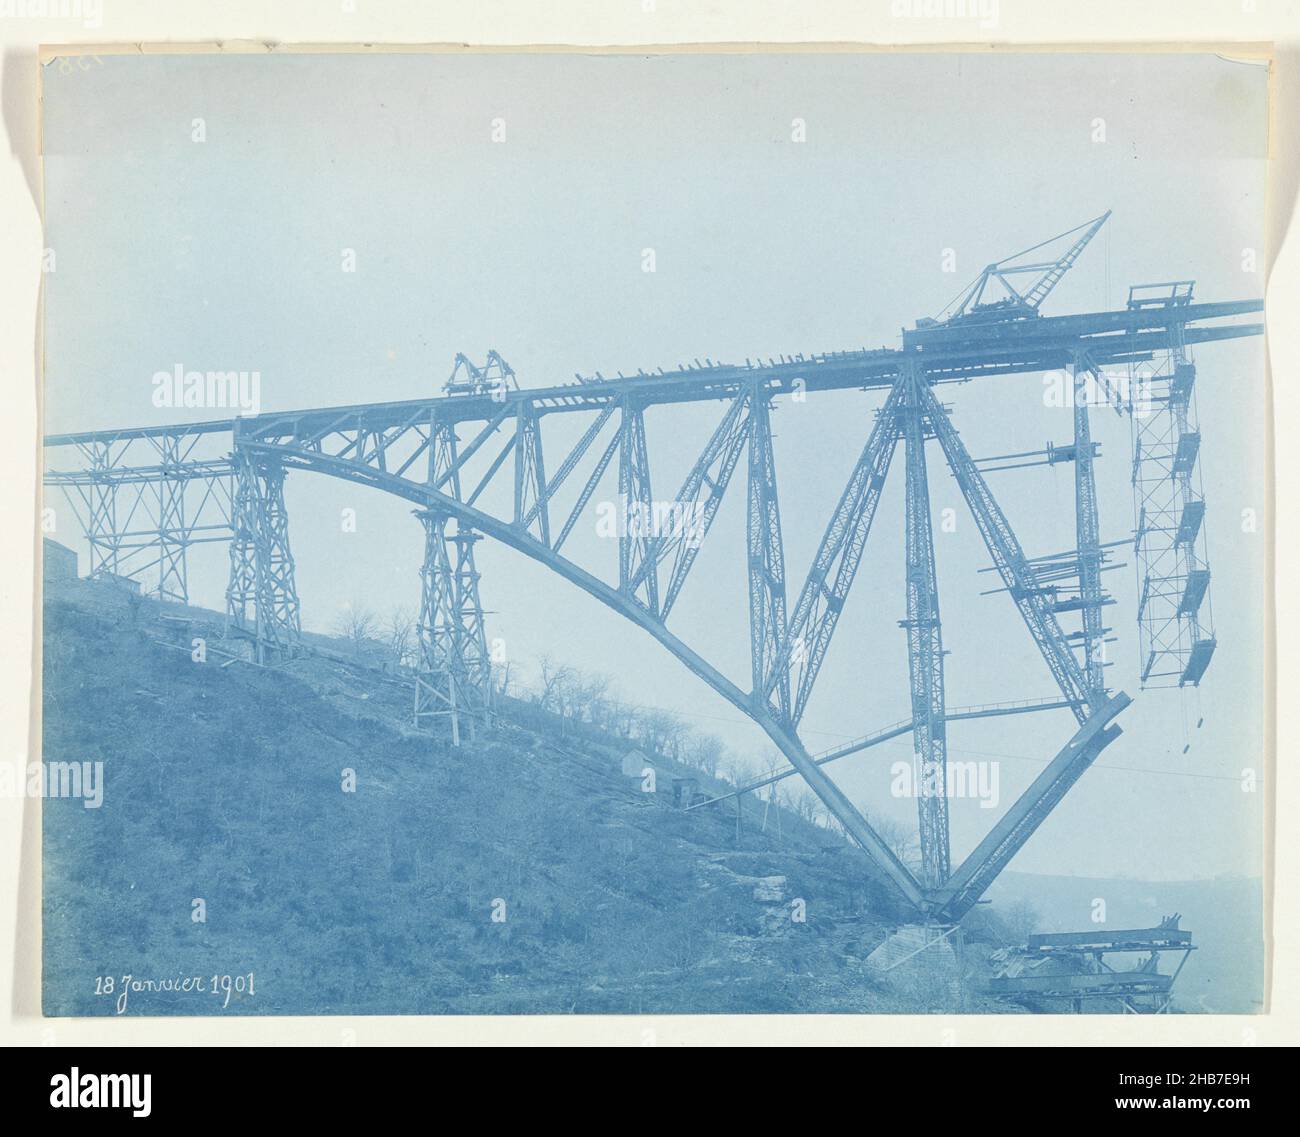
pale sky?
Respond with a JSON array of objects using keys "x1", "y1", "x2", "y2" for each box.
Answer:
[{"x1": 41, "y1": 49, "x2": 1268, "y2": 881}]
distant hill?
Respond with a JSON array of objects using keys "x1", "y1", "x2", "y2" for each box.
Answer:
[{"x1": 986, "y1": 871, "x2": 1265, "y2": 1013}]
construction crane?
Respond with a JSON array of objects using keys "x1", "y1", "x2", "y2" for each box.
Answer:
[
  {"x1": 444, "y1": 349, "x2": 518, "y2": 397},
  {"x1": 923, "y1": 210, "x2": 1112, "y2": 328}
]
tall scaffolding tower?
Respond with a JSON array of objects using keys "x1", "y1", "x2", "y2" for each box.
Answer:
[
  {"x1": 1127, "y1": 281, "x2": 1216, "y2": 687},
  {"x1": 225, "y1": 446, "x2": 301, "y2": 664}
]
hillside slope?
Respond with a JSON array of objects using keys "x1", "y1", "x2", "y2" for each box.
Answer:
[{"x1": 43, "y1": 577, "x2": 998, "y2": 1016}]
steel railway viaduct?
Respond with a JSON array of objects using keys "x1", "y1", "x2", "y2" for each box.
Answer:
[{"x1": 43, "y1": 216, "x2": 1264, "y2": 924}]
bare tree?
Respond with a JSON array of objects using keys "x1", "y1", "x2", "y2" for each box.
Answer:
[
  {"x1": 335, "y1": 602, "x2": 379, "y2": 659},
  {"x1": 555, "y1": 668, "x2": 586, "y2": 724},
  {"x1": 717, "y1": 756, "x2": 743, "y2": 785},
  {"x1": 638, "y1": 707, "x2": 680, "y2": 757},
  {"x1": 383, "y1": 604, "x2": 417, "y2": 671},
  {"x1": 814, "y1": 800, "x2": 844, "y2": 835},
  {"x1": 688, "y1": 733, "x2": 726, "y2": 778},
  {"x1": 662, "y1": 715, "x2": 689, "y2": 761},
  {"x1": 579, "y1": 674, "x2": 611, "y2": 726},
  {"x1": 535, "y1": 654, "x2": 582, "y2": 736},
  {"x1": 792, "y1": 786, "x2": 820, "y2": 824},
  {"x1": 536, "y1": 654, "x2": 575, "y2": 714},
  {"x1": 607, "y1": 698, "x2": 637, "y2": 738}
]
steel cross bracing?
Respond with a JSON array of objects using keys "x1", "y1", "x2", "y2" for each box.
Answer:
[
  {"x1": 42, "y1": 281, "x2": 1263, "y2": 921},
  {"x1": 45, "y1": 434, "x2": 234, "y2": 604},
  {"x1": 414, "y1": 512, "x2": 493, "y2": 743},
  {"x1": 923, "y1": 381, "x2": 1096, "y2": 722},
  {"x1": 414, "y1": 508, "x2": 460, "y2": 732},
  {"x1": 225, "y1": 444, "x2": 300, "y2": 664},
  {"x1": 639, "y1": 389, "x2": 749, "y2": 621},
  {"x1": 514, "y1": 403, "x2": 550, "y2": 546},
  {"x1": 771, "y1": 385, "x2": 902, "y2": 725}
]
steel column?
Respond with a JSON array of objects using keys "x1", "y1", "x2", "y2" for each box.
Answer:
[
  {"x1": 1072, "y1": 350, "x2": 1107, "y2": 702},
  {"x1": 618, "y1": 397, "x2": 659, "y2": 614},
  {"x1": 513, "y1": 401, "x2": 550, "y2": 546},
  {"x1": 746, "y1": 390, "x2": 791, "y2": 721},
  {"x1": 85, "y1": 440, "x2": 122, "y2": 579},
  {"x1": 900, "y1": 365, "x2": 950, "y2": 889}
]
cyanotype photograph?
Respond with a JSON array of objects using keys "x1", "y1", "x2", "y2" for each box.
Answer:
[{"x1": 37, "y1": 47, "x2": 1267, "y2": 1016}]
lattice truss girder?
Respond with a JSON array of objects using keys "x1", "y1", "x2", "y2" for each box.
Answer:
[{"x1": 212, "y1": 372, "x2": 1138, "y2": 713}]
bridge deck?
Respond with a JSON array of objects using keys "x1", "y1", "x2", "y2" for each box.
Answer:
[{"x1": 43, "y1": 298, "x2": 1262, "y2": 448}]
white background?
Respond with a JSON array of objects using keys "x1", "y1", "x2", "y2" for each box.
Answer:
[{"x1": 1, "y1": 0, "x2": 1296, "y2": 1047}]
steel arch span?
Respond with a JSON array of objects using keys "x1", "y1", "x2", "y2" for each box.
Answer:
[
  {"x1": 264, "y1": 439, "x2": 1133, "y2": 920},
  {"x1": 223, "y1": 366, "x2": 1133, "y2": 921}
]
